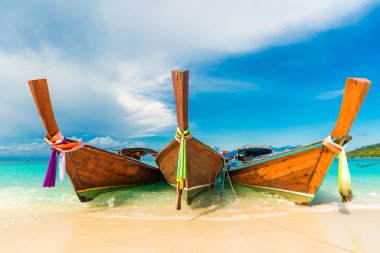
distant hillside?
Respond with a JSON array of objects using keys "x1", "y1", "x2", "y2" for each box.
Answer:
[{"x1": 346, "y1": 143, "x2": 380, "y2": 158}]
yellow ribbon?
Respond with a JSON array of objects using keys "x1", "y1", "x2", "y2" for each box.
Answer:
[{"x1": 323, "y1": 135, "x2": 352, "y2": 202}]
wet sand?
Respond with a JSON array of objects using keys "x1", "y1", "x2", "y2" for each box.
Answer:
[{"x1": 0, "y1": 207, "x2": 378, "y2": 253}]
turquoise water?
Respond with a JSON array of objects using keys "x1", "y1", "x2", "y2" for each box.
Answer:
[{"x1": 0, "y1": 158, "x2": 379, "y2": 219}]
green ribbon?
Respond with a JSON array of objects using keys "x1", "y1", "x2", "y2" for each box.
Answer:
[{"x1": 175, "y1": 128, "x2": 192, "y2": 190}]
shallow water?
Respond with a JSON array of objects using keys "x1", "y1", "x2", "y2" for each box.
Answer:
[{"x1": 0, "y1": 158, "x2": 379, "y2": 221}]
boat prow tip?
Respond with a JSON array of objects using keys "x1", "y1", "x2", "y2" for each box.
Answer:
[
  {"x1": 331, "y1": 77, "x2": 371, "y2": 139},
  {"x1": 347, "y1": 77, "x2": 372, "y2": 84}
]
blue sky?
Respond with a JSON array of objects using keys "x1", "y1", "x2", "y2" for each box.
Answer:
[{"x1": 0, "y1": 1, "x2": 379, "y2": 158}]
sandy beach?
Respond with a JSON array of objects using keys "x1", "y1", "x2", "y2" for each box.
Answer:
[
  {"x1": 0, "y1": 205, "x2": 378, "y2": 253},
  {"x1": 1, "y1": 161, "x2": 379, "y2": 253}
]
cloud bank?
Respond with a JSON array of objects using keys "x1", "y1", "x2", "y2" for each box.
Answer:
[{"x1": 0, "y1": 136, "x2": 145, "y2": 158}]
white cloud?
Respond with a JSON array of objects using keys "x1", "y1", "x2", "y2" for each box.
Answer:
[
  {"x1": 0, "y1": 46, "x2": 176, "y2": 138},
  {"x1": 87, "y1": 136, "x2": 123, "y2": 149},
  {"x1": 191, "y1": 78, "x2": 259, "y2": 94},
  {"x1": 315, "y1": 89, "x2": 344, "y2": 99},
  {"x1": 0, "y1": 0, "x2": 378, "y2": 154},
  {"x1": 117, "y1": 90, "x2": 176, "y2": 137},
  {"x1": 97, "y1": 0, "x2": 376, "y2": 60},
  {"x1": 87, "y1": 136, "x2": 146, "y2": 150},
  {"x1": 0, "y1": 140, "x2": 49, "y2": 157},
  {"x1": 0, "y1": 136, "x2": 147, "y2": 157}
]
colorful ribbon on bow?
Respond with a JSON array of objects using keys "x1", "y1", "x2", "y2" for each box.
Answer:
[
  {"x1": 43, "y1": 131, "x2": 84, "y2": 187},
  {"x1": 323, "y1": 135, "x2": 353, "y2": 202},
  {"x1": 174, "y1": 128, "x2": 192, "y2": 210}
]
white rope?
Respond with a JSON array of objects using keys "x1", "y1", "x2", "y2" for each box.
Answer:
[{"x1": 44, "y1": 133, "x2": 84, "y2": 184}]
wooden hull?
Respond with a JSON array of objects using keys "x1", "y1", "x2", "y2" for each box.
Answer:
[
  {"x1": 156, "y1": 138, "x2": 224, "y2": 203},
  {"x1": 65, "y1": 144, "x2": 163, "y2": 202},
  {"x1": 230, "y1": 78, "x2": 371, "y2": 204},
  {"x1": 28, "y1": 78, "x2": 163, "y2": 202},
  {"x1": 229, "y1": 139, "x2": 343, "y2": 205}
]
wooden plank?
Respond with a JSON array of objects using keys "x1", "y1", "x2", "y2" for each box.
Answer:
[
  {"x1": 231, "y1": 140, "x2": 325, "y2": 171},
  {"x1": 230, "y1": 77, "x2": 371, "y2": 203},
  {"x1": 233, "y1": 162, "x2": 317, "y2": 193},
  {"x1": 308, "y1": 78, "x2": 371, "y2": 194},
  {"x1": 307, "y1": 149, "x2": 336, "y2": 194},
  {"x1": 236, "y1": 166, "x2": 316, "y2": 193},
  {"x1": 156, "y1": 70, "x2": 224, "y2": 207},
  {"x1": 186, "y1": 138, "x2": 225, "y2": 188},
  {"x1": 158, "y1": 138, "x2": 224, "y2": 188},
  {"x1": 232, "y1": 147, "x2": 322, "y2": 178},
  {"x1": 28, "y1": 78, "x2": 163, "y2": 202},
  {"x1": 71, "y1": 146, "x2": 162, "y2": 188},
  {"x1": 65, "y1": 152, "x2": 85, "y2": 191},
  {"x1": 172, "y1": 70, "x2": 189, "y2": 131},
  {"x1": 72, "y1": 149, "x2": 140, "y2": 180},
  {"x1": 331, "y1": 78, "x2": 371, "y2": 141},
  {"x1": 28, "y1": 79, "x2": 59, "y2": 138},
  {"x1": 155, "y1": 140, "x2": 180, "y2": 183},
  {"x1": 254, "y1": 154, "x2": 319, "y2": 180}
]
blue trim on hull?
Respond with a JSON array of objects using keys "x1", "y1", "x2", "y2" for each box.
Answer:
[{"x1": 229, "y1": 137, "x2": 339, "y2": 172}]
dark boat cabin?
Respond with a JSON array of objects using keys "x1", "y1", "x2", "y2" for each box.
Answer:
[{"x1": 223, "y1": 145, "x2": 273, "y2": 167}]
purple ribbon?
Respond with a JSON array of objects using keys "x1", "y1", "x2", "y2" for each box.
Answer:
[{"x1": 43, "y1": 148, "x2": 57, "y2": 187}]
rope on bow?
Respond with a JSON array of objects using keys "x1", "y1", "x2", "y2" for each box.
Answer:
[
  {"x1": 43, "y1": 131, "x2": 84, "y2": 187},
  {"x1": 174, "y1": 127, "x2": 192, "y2": 210},
  {"x1": 323, "y1": 135, "x2": 352, "y2": 202}
]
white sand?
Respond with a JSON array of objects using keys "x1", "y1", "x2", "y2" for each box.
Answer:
[{"x1": 0, "y1": 206, "x2": 378, "y2": 253}]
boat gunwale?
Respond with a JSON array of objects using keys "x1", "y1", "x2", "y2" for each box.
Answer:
[
  {"x1": 77, "y1": 143, "x2": 161, "y2": 171},
  {"x1": 228, "y1": 136, "x2": 343, "y2": 172},
  {"x1": 155, "y1": 137, "x2": 224, "y2": 166}
]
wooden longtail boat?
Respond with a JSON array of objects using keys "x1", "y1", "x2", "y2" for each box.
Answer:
[
  {"x1": 228, "y1": 78, "x2": 371, "y2": 205},
  {"x1": 156, "y1": 70, "x2": 225, "y2": 209},
  {"x1": 28, "y1": 79, "x2": 163, "y2": 202}
]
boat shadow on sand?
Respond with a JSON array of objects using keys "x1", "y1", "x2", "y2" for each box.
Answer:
[
  {"x1": 85, "y1": 182, "x2": 172, "y2": 209},
  {"x1": 84, "y1": 183, "x2": 240, "y2": 219},
  {"x1": 85, "y1": 182, "x2": 230, "y2": 210}
]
